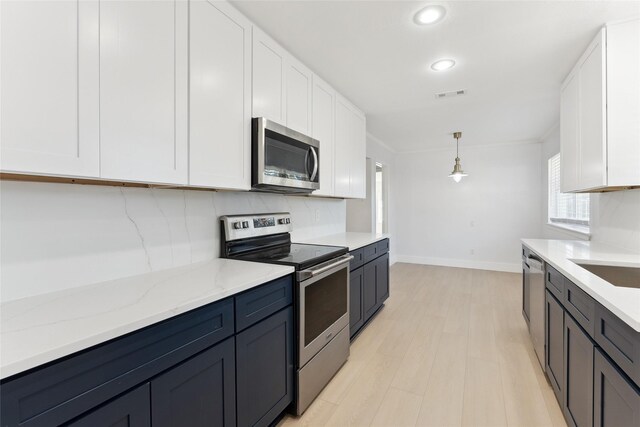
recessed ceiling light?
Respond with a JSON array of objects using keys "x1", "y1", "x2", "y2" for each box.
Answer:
[
  {"x1": 414, "y1": 5, "x2": 446, "y2": 25},
  {"x1": 431, "y1": 59, "x2": 456, "y2": 71}
]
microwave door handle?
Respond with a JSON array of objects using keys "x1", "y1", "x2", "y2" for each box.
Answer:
[{"x1": 309, "y1": 146, "x2": 319, "y2": 182}]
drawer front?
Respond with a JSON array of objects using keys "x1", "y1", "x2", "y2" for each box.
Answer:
[
  {"x1": 522, "y1": 245, "x2": 530, "y2": 260},
  {"x1": 594, "y1": 304, "x2": 640, "y2": 387},
  {"x1": 546, "y1": 264, "x2": 565, "y2": 301},
  {"x1": 235, "y1": 275, "x2": 293, "y2": 332},
  {"x1": 350, "y1": 248, "x2": 364, "y2": 271},
  {"x1": 0, "y1": 298, "x2": 234, "y2": 427},
  {"x1": 376, "y1": 239, "x2": 389, "y2": 256},
  {"x1": 363, "y1": 243, "x2": 379, "y2": 264},
  {"x1": 564, "y1": 278, "x2": 596, "y2": 338}
]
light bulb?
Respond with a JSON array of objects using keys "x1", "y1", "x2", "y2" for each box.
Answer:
[
  {"x1": 414, "y1": 5, "x2": 446, "y2": 25},
  {"x1": 431, "y1": 59, "x2": 456, "y2": 71},
  {"x1": 452, "y1": 174, "x2": 462, "y2": 183}
]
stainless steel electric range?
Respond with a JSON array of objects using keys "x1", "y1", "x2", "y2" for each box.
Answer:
[{"x1": 220, "y1": 212, "x2": 352, "y2": 415}]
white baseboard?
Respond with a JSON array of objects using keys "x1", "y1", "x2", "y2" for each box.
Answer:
[
  {"x1": 395, "y1": 255, "x2": 520, "y2": 273},
  {"x1": 389, "y1": 252, "x2": 398, "y2": 266}
]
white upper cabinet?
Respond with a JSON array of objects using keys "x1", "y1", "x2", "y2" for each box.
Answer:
[
  {"x1": 334, "y1": 94, "x2": 366, "y2": 199},
  {"x1": 252, "y1": 27, "x2": 285, "y2": 123},
  {"x1": 0, "y1": 0, "x2": 100, "y2": 177},
  {"x1": 311, "y1": 75, "x2": 336, "y2": 197},
  {"x1": 560, "y1": 19, "x2": 640, "y2": 192},
  {"x1": 560, "y1": 72, "x2": 580, "y2": 192},
  {"x1": 251, "y1": 27, "x2": 312, "y2": 134},
  {"x1": 189, "y1": 1, "x2": 251, "y2": 190},
  {"x1": 285, "y1": 57, "x2": 313, "y2": 135},
  {"x1": 99, "y1": 0, "x2": 188, "y2": 185}
]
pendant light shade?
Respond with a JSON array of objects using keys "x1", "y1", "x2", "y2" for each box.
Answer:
[{"x1": 448, "y1": 131, "x2": 468, "y2": 182}]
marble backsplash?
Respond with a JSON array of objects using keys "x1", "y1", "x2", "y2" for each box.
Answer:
[
  {"x1": 590, "y1": 188, "x2": 640, "y2": 254},
  {"x1": 0, "y1": 181, "x2": 346, "y2": 302}
]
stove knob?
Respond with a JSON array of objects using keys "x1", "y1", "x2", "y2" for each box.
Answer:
[
  {"x1": 278, "y1": 218, "x2": 286, "y2": 225},
  {"x1": 242, "y1": 221, "x2": 249, "y2": 228},
  {"x1": 286, "y1": 218, "x2": 291, "y2": 224},
  {"x1": 233, "y1": 221, "x2": 243, "y2": 230}
]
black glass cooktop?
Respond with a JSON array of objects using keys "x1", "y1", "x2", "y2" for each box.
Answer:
[{"x1": 232, "y1": 243, "x2": 348, "y2": 271}]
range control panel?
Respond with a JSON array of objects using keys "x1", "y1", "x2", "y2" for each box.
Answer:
[{"x1": 221, "y1": 213, "x2": 292, "y2": 241}]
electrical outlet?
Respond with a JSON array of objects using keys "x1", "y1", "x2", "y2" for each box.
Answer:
[
  {"x1": 470, "y1": 221, "x2": 475, "y2": 227},
  {"x1": 470, "y1": 249, "x2": 475, "y2": 255},
  {"x1": 315, "y1": 209, "x2": 320, "y2": 222}
]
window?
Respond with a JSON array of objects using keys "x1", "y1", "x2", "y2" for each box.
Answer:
[{"x1": 548, "y1": 153, "x2": 590, "y2": 230}]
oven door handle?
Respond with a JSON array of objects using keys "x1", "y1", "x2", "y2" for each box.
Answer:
[{"x1": 297, "y1": 254, "x2": 354, "y2": 281}]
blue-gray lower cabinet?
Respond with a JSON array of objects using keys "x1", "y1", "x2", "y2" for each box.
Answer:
[
  {"x1": 151, "y1": 337, "x2": 236, "y2": 427},
  {"x1": 593, "y1": 347, "x2": 640, "y2": 427},
  {"x1": 545, "y1": 290, "x2": 564, "y2": 408},
  {"x1": 68, "y1": 384, "x2": 151, "y2": 427},
  {"x1": 236, "y1": 307, "x2": 294, "y2": 427},
  {"x1": 349, "y1": 267, "x2": 365, "y2": 337},
  {"x1": 564, "y1": 310, "x2": 594, "y2": 427},
  {"x1": 351, "y1": 239, "x2": 390, "y2": 338}
]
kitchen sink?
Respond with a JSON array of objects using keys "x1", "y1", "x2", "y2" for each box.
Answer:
[{"x1": 574, "y1": 262, "x2": 640, "y2": 289}]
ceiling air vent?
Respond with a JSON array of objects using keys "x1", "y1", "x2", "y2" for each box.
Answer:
[{"x1": 435, "y1": 89, "x2": 466, "y2": 99}]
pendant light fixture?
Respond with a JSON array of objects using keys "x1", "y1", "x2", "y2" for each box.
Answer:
[{"x1": 448, "y1": 131, "x2": 468, "y2": 183}]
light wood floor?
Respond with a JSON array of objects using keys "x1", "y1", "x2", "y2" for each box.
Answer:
[{"x1": 279, "y1": 263, "x2": 567, "y2": 427}]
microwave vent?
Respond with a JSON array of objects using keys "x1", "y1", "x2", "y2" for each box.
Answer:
[{"x1": 435, "y1": 89, "x2": 466, "y2": 99}]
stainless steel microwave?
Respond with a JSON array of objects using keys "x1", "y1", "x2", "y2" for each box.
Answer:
[{"x1": 252, "y1": 117, "x2": 320, "y2": 194}]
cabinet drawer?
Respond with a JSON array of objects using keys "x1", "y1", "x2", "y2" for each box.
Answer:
[
  {"x1": 546, "y1": 264, "x2": 565, "y2": 301},
  {"x1": 564, "y1": 279, "x2": 596, "y2": 338},
  {"x1": 235, "y1": 275, "x2": 293, "y2": 332},
  {"x1": 594, "y1": 304, "x2": 640, "y2": 387},
  {"x1": 350, "y1": 248, "x2": 364, "y2": 271},
  {"x1": 376, "y1": 239, "x2": 389, "y2": 256},
  {"x1": 522, "y1": 245, "x2": 530, "y2": 260},
  {"x1": 0, "y1": 298, "x2": 234, "y2": 427},
  {"x1": 363, "y1": 243, "x2": 380, "y2": 264}
]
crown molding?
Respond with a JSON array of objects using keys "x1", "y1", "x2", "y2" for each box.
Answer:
[
  {"x1": 538, "y1": 120, "x2": 560, "y2": 142},
  {"x1": 397, "y1": 138, "x2": 541, "y2": 155},
  {"x1": 366, "y1": 132, "x2": 398, "y2": 154}
]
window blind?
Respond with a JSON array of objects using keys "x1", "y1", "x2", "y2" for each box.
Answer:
[{"x1": 548, "y1": 153, "x2": 590, "y2": 226}]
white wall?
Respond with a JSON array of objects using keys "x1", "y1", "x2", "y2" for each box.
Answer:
[
  {"x1": 0, "y1": 181, "x2": 345, "y2": 302},
  {"x1": 346, "y1": 133, "x2": 399, "y2": 263},
  {"x1": 394, "y1": 142, "x2": 543, "y2": 272},
  {"x1": 540, "y1": 125, "x2": 640, "y2": 252},
  {"x1": 346, "y1": 158, "x2": 375, "y2": 232}
]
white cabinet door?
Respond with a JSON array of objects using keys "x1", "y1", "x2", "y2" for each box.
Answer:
[
  {"x1": 99, "y1": 0, "x2": 188, "y2": 184},
  {"x1": 0, "y1": 0, "x2": 99, "y2": 177},
  {"x1": 311, "y1": 75, "x2": 335, "y2": 197},
  {"x1": 285, "y1": 57, "x2": 312, "y2": 134},
  {"x1": 334, "y1": 95, "x2": 353, "y2": 198},
  {"x1": 350, "y1": 108, "x2": 366, "y2": 199},
  {"x1": 560, "y1": 72, "x2": 580, "y2": 193},
  {"x1": 252, "y1": 27, "x2": 285, "y2": 123},
  {"x1": 189, "y1": 1, "x2": 250, "y2": 190},
  {"x1": 606, "y1": 19, "x2": 640, "y2": 187},
  {"x1": 578, "y1": 33, "x2": 607, "y2": 190}
]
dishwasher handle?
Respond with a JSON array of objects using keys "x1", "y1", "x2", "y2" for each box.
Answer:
[{"x1": 527, "y1": 255, "x2": 544, "y2": 272}]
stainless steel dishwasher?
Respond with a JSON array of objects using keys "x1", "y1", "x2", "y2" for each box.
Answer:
[{"x1": 527, "y1": 253, "x2": 546, "y2": 370}]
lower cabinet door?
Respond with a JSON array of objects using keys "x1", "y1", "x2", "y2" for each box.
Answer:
[
  {"x1": 375, "y1": 253, "x2": 390, "y2": 305},
  {"x1": 594, "y1": 348, "x2": 640, "y2": 427},
  {"x1": 151, "y1": 337, "x2": 236, "y2": 427},
  {"x1": 68, "y1": 384, "x2": 150, "y2": 427},
  {"x1": 363, "y1": 261, "x2": 378, "y2": 321},
  {"x1": 236, "y1": 307, "x2": 294, "y2": 427},
  {"x1": 349, "y1": 267, "x2": 364, "y2": 337},
  {"x1": 546, "y1": 290, "x2": 564, "y2": 407},
  {"x1": 564, "y1": 314, "x2": 594, "y2": 427}
]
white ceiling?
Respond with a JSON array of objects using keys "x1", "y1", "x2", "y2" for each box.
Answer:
[{"x1": 231, "y1": 1, "x2": 640, "y2": 152}]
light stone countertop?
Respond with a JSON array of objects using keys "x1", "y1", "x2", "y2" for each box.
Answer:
[
  {"x1": 299, "y1": 232, "x2": 389, "y2": 251},
  {"x1": 0, "y1": 258, "x2": 294, "y2": 379},
  {"x1": 521, "y1": 239, "x2": 640, "y2": 332}
]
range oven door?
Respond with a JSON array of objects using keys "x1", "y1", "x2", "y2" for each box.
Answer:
[
  {"x1": 298, "y1": 254, "x2": 352, "y2": 367},
  {"x1": 252, "y1": 117, "x2": 320, "y2": 193}
]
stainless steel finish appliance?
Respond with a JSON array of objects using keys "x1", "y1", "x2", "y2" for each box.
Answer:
[
  {"x1": 527, "y1": 253, "x2": 546, "y2": 369},
  {"x1": 221, "y1": 213, "x2": 350, "y2": 415},
  {"x1": 252, "y1": 118, "x2": 320, "y2": 194}
]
